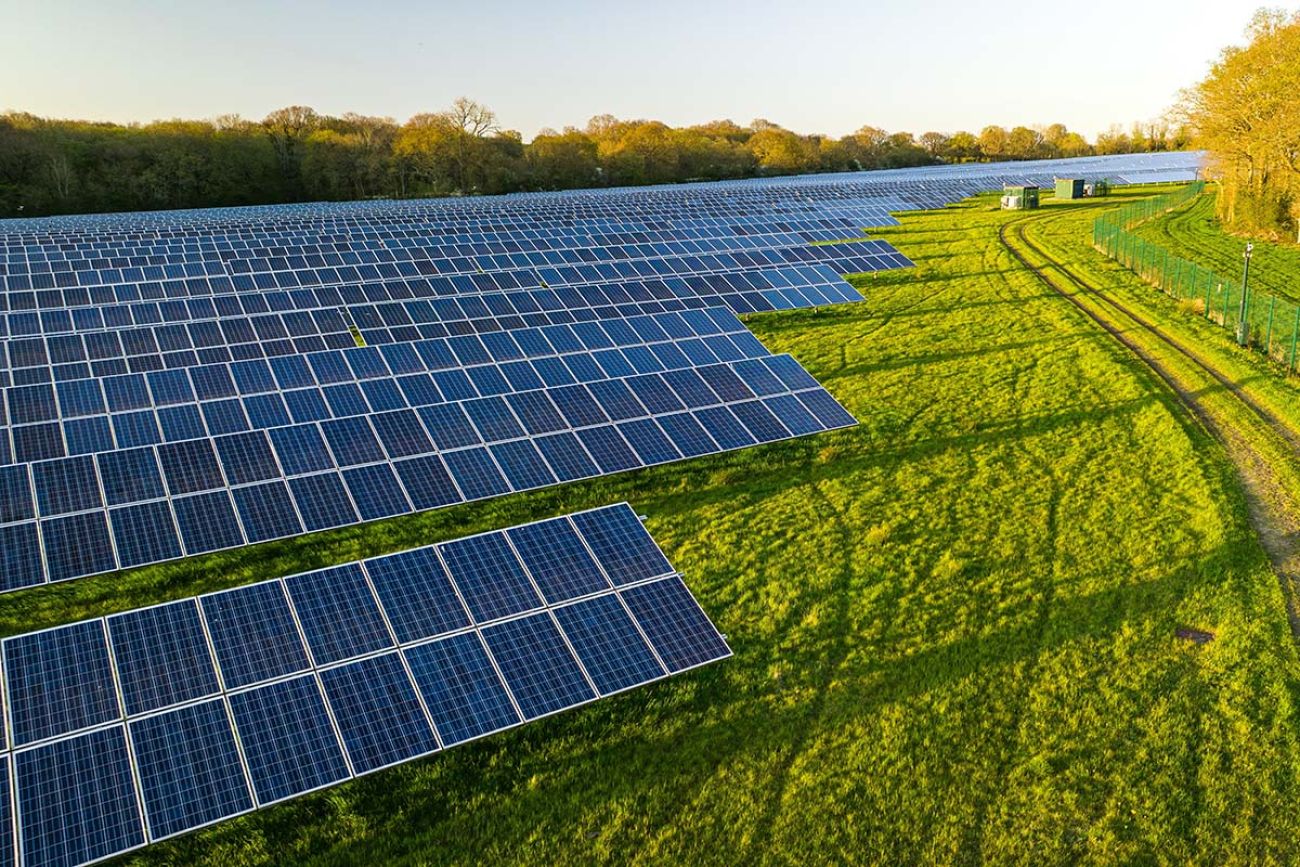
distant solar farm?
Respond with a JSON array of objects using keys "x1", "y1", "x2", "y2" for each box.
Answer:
[{"x1": 0, "y1": 150, "x2": 1200, "y2": 867}]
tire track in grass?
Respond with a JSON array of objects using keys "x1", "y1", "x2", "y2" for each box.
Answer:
[{"x1": 1000, "y1": 214, "x2": 1300, "y2": 640}]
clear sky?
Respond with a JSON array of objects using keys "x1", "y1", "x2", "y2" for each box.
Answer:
[{"x1": 0, "y1": 0, "x2": 1265, "y2": 140}]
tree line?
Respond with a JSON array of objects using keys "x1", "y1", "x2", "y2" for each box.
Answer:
[
  {"x1": 0, "y1": 100, "x2": 1191, "y2": 218},
  {"x1": 1184, "y1": 8, "x2": 1300, "y2": 240}
]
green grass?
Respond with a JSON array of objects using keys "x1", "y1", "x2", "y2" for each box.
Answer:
[
  {"x1": 1132, "y1": 188, "x2": 1300, "y2": 303},
  {"x1": 23, "y1": 191, "x2": 1300, "y2": 865}
]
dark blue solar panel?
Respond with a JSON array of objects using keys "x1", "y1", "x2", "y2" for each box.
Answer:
[
  {"x1": 12, "y1": 424, "x2": 65, "y2": 464},
  {"x1": 343, "y1": 463, "x2": 410, "y2": 520},
  {"x1": 571, "y1": 504, "x2": 673, "y2": 586},
  {"x1": 129, "y1": 699, "x2": 253, "y2": 839},
  {"x1": 214, "y1": 431, "x2": 280, "y2": 485},
  {"x1": 439, "y1": 532, "x2": 541, "y2": 623},
  {"x1": 550, "y1": 384, "x2": 609, "y2": 427},
  {"x1": 65, "y1": 416, "x2": 115, "y2": 456},
  {"x1": 173, "y1": 491, "x2": 245, "y2": 554},
  {"x1": 506, "y1": 516, "x2": 610, "y2": 603},
  {"x1": 96, "y1": 447, "x2": 165, "y2": 507},
  {"x1": 463, "y1": 396, "x2": 525, "y2": 441},
  {"x1": 656, "y1": 412, "x2": 719, "y2": 457},
  {"x1": 554, "y1": 594, "x2": 666, "y2": 695},
  {"x1": 232, "y1": 481, "x2": 304, "y2": 543},
  {"x1": 587, "y1": 379, "x2": 647, "y2": 421},
  {"x1": 15, "y1": 726, "x2": 145, "y2": 867},
  {"x1": 763, "y1": 354, "x2": 820, "y2": 391},
  {"x1": 763, "y1": 394, "x2": 823, "y2": 436},
  {"x1": 0, "y1": 523, "x2": 44, "y2": 591},
  {"x1": 158, "y1": 439, "x2": 225, "y2": 495},
  {"x1": 481, "y1": 613, "x2": 595, "y2": 719},
  {"x1": 489, "y1": 440, "x2": 557, "y2": 490},
  {"x1": 370, "y1": 409, "x2": 434, "y2": 458},
  {"x1": 534, "y1": 432, "x2": 600, "y2": 482},
  {"x1": 108, "y1": 599, "x2": 219, "y2": 715},
  {"x1": 200, "y1": 581, "x2": 310, "y2": 689},
  {"x1": 575, "y1": 426, "x2": 641, "y2": 474},
  {"x1": 322, "y1": 416, "x2": 385, "y2": 467},
  {"x1": 5, "y1": 620, "x2": 119, "y2": 746},
  {"x1": 110, "y1": 501, "x2": 183, "y2": 568},
  {"x1": 393, "y1": 455, "x2": 462, "y2": 510},
  {"x1": 320, "y1": 653, "x2": 440, "y2": 775},
  {"x1": 796, "y1": 389, "x2": 858, "y2": 429},
  {"x1": 229, "y1": 675, "x2": 350, "y2": 805},
  {"x1": 617, "y1": 419, "x2": 681, "y2": 465},
  {"x1": 505, "y1": 391, "x2": 567, "y2": 435},
  {"x1": 697, "y1": 365, "x2": 754, "y2": 402},
  {"x1": 442, "y1": 447, "x2": 511, "y2": 501},
  {"x1": 620, "y1": 576, "x2": 731, "y2": 672},
  {"x1": 285, "y1": 563, "x2": 394, "y2": 665},
  {"x1": 0, "y1": 465, "x2": 35, "y2": 524},
  {"x1": 269, "y1": 424, "x2": 336, "y2": 475},
  {"x1": 404, "y1": 633, "x2": 520, "y2": 746},
  {"x1": 418, "y1": 403, "x2": 482, "y2": 450},
  {"x1": 288, "y1": 472, "x2": 358, "y2": 531},
  {"x1": 41, "y1": 511, "x2": 117, "y2": 582},
  {"x1": 32, "y1": 456, "x2": 102, "y2": 516},
  {"x1": 730, "y1": 400, "x2": 791, "y2": 443},
  {"x1": 693, "y1": 406, "x2": 755, "y2": 450},
  {"x1": 364, "y1": 547, "x2": 470, "y2": 644}
]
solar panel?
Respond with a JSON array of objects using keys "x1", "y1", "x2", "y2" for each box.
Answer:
[
  {"x1": 318, "y1": 653, "x2": 440, "y2": 775},
  {"x1": 106, "y1": 600, "x2": 220, "y2": 716},
  {"x1": 284, "y1": 564, "x2": 394, "y2": 665},
  {"x1": 14, "y1": 727, "x2": 145, "y2": 867},
  {"x1": 4, "y1": 621, "x2": 119, "y2": 747},
  {"x1": 552, "y1": 593, "x2": 666, "y2": 695},
  {"x1": 228, "y1": 674, "x2": 351, "y2": 805},
  {"x1": 481, "y1": 613, "x2": 596, "y2": 719},
  {"x1": 404, "y1": 631, "x2": 520, "y2": 747},
  {"x1": 0, "y1": 503, "x2": 726, "y2": 864},
  {"x1": 199, "y1": 581, "x2": 311, "y2": 689},
  {"x1": 128, "y1": 699, "x2": 253, "y2": 840}
]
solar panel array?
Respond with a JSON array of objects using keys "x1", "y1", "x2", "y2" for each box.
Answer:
[
  {"x1": 0, "y1": 503, "x2": 729, "y2": 867},
  {"x1": 0, "y1": 151, "x2": 1203, "y2": 592}
]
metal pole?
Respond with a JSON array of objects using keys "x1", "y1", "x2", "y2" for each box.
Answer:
[{"x1": 1236, "y1": 243, "x2": 1254, "y2": 346}]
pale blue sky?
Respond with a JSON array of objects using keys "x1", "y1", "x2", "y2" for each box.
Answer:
[{"x1": 0, "y1": 0, "x2": 1266, "y2": 140}]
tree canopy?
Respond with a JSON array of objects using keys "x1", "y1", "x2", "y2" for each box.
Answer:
[
  {"x1": 0, "y1": 101, "x2": 1190, "y2": 218},
  {"x1": 1183, "y1": 8, "x2": 1300, "y2": 238}
]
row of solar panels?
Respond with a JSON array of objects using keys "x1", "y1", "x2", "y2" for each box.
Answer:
[
  {"x1": 0, "y1": 151, "x2": 1201, "y2": 236},
  {"x1": 0, "y1": 354, "x2": 854, "y2": 588},
  {"x1": 0, "y1": 240, "x2": 901, "y2": 321},
  {"x1": 0, "y1": 503, "x2": 731, "y2": 867},
  {"x1": 0, "y1": 263, "x2": 861, "y2": 364},
  {"x1": 3, "y1": 305, "x2": 799, "y2": 450},
  {"x1": 0, "y1": 215, "x2": 877, "y2": 270}
]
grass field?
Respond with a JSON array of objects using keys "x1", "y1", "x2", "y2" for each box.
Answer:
[
  {"x1": 1131, "y1": 188, "x2": 1300, "y2": 302},
  {"x1": 27, "y1": 190, "x2": 1300, "y2": 866}
]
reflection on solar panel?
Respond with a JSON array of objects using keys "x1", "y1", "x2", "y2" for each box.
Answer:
[{"x1": 0, "y1": 502, "x2": 727, "y2": 866}]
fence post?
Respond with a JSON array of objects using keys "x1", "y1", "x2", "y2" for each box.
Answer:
[
  {"x1": 1290, "y1": 307, "x2": 1300, "y2": 371},
  {"x1": 1204, "y1": 270, "x2": 1212, "y2": 318},
  {"x1": 1266, "y1": 295, "x2": 1276, "y2": 354}
]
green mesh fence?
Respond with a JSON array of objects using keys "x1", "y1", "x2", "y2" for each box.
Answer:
[{"x1": 1091, "y1": 183, "x2": 1300, "y2": 370}]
